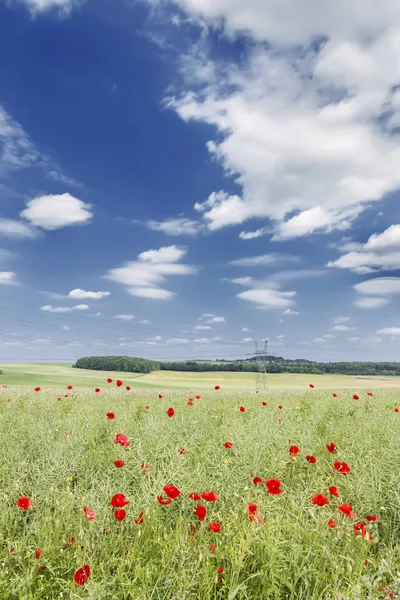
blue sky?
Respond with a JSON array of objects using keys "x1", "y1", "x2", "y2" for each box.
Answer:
[{"x1": 1, "y1": 0, "x2": 400, "y2": 363}]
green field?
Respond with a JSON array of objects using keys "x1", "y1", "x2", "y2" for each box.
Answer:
[
  {"x1": 2, "y1": 362, "x2": 400, "y2": 390},
  {"x1": 0, "y1": 365, "x2": 399, "y2": 599}
]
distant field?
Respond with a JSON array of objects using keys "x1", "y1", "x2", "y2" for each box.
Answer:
[{"x1": 2, "y1": 362, "x2": 400, "y2": 390}]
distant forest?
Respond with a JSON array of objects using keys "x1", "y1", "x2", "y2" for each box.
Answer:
[{"x1": 73, "y1": 355, "x2": 400, "y2": 376}]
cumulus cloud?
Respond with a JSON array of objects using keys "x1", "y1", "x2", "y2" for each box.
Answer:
[
  {"x1": 106, "y1": 245, "x2": 196, "y2": 300},
  {"x1": 114, "y1": 315, "x2": 136, "y2": 321},
  {"x1": 146, "y1": 217, "x2": 203, "y2": 236},
  {"x1": 328, "y1": 224, "x2": 400, "y2": 273},
  {"x1": 239, "y1": 227, "x2": 271, "y2": 240},
  {"x1": 377, "y1": 327, "x2": 400, "y2": 335},
  {"x1": 159, "y1": 0, "x2": 400, "y2": 239},
  {"x1": 243, "y1": 337, "x2": 253, "y2": 342},
  {"x1": 40, "y1": 304, "x2": 89, "y2": 313},
  {"x1": 0, "y1": 271, "x2": 18, "y2": 285},
  {"x1": 0, "y1": 219, "x2": 36, "y2": 239},
  {"x1": 206, "y1": 316, "x2": 225, "y2": 323},
  {"x1": 238, "y1": 288, "x2": 296, "y2": 310},
  {"x1": 68, "y1": 289, "x2": 110, "y2": 300},
  {"x1": 20, "y1": 193, "x2": 92, "y2": 230}
]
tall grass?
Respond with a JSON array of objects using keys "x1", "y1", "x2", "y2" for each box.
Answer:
[{"x1": 0, "y1": 385, "x2": 399, "y2": 599}]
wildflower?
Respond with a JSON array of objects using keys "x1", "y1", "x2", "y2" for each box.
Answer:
[
  {"x1": 178, "y1": 448, "x2": 185, "y2": 455},
  {"x1": 289, "y1": 445, "x2": 300, "y2": 456},
  {"x1": 333, "y1": 461, "x2": 351, "y2": 476},
  {"x1": 332, "y1": 393, "x2": 338, "y2": 398},
  {"x1": 338, "y1": 503, "x2": 356, "y2": 518},
  {"x1": 306, "y1": 455, "x2": 317, "y2": 464},
  {"x1": 126, "y1": 386, "x2": 131, "y2": 391},
  {"x1": 367, "y1": 392, "x2": 373, "y2": 397},
  {"x1": 116, "y1": 380, "x2": 123, "y2": 387},
  {"x1": 35, "y1": 549, "x2": 41, "y2": 559},
  {"x1": 327, "y1": 519, "x2": 338, "y2": 529},
  {"x1": 215, "y1": 386, "x2": 220, "y2": 390},
  {"x1": 157, "y1": 495, "x2": 172, "y2": 505},
  {"x1": 309, "y1": 384, "x2": 315, "y2": 388},
  {"x1": 114, "y1": 433, "x2": 130, "y2": 447},
  {"x1": 163, "y1": 484, "x2": 181, "y2": 499},
  {"x1": 353, "y1": 394, "x2": 359, "y2": 400},
  {"x1": 110, "y1": 494, "x2": 130, "y2": 508},
  {"x1": 395, "y1": 408, "x2": 399, "y2": 413},
  {"x1": 208, "y1": 522, "x2": 221, "y2": 533},
  {"x1": 224, "y1": 442, "x2": 234, "y2": 449},
  {"x1": 253, "y1": 477, "x2": 262, "y2": 485},
  {"x1": 141, "y1": 462, "x2": 150, "y2": 471},
  {"x1": 328, "y1": 486, "x2": 339, "y2": 498},
  {"x1": 95, "y1": 388, "x2": 101, "y2": 393},
  {"x1": 135, "y1": 512, "x2": 144, "y2": 525},
  {"x1": 74, "y1": 565, "x2": 90, "y2": 586},
  {"x1": 167, "y1": 408, "x2": 175, "y2": 418},
  {"x1": 195, "y1": 505, "x2": 207, "y2": 522},
  {"x1": 106, "y1": 412, "x2": 115, "y2": 420},
  {"x1": 196, "y1": 395, "x2": 201, "y2": 399},
  {"x1": 67, "y1": 385, "x2": 73, "y2": 390},
  {"x1": 158, "y1": 394, "x2": 163, "y2": 399},
  {"x1": 34, "y1": 387, "x2": 41, "y2": 392},
  {"x1": 326, "y1": 442, "x2": 336, "y2": 454},
  {"x1": 366, "y1": 515, "x2": 378, "y2": 522},
  {"x1": 209, "y1": 544, "x2": 215, "y2": 551},
  {"x1": 312, "y1": 494, "x2": 330, "y2": 507},
  {"x1": 114, "y1": 509, "x2": 126, "y2": 521},
  {"x1": 201, "y1": 491, "x2": 218, "y2": 502},
  {"x1": 239, "y1": 406, "x2": 245, "y2": 412},
  {"x1": 261, "y1": 401, "x2": 267, "y2": 406},
  {"x1": 114, "y1": 460, "x2": 124, "y2": 468},
  {"x1": 217, "y1": 567, "x2": 224, "y2": 573},
  {"x1": 83, "y1": 506, "x2": 96, "y2": 520},
  {"x1": 266, "y1": 478, "x2": 282, "y2": 495},
  {"x1": 107, "y1": 378, "x2": 113, "y2": 383},
  {"x1": 189, "y1": 493, "x2": 202, "y2": 501},
  {"x1": 15, "y1": 497, "x2": 31, "y2": 510}
]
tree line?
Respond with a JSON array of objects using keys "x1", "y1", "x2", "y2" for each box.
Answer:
[{"x1": 72, "y1": 355, "x2": 400, "y2": 376}]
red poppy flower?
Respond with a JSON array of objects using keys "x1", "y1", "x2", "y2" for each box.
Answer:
[
  {"x1": 247, "y1": 503, "x2": 258, "y2": 513},
  {"x1": 353, "y1": 394, "x2": 359, "y2": 400},
  {"x1": 309, "y1": 384, "x2": 315, "y2": 388},
  {"x1": 1, "y1": 384, "x2": 7, "y2": 388},
  {"x1": 95, "y1": 388, "x2": 101, "y2": 393},
  {"x1": 83, "y1": 506, "x2": 96, "y2": 520},
  {"x1": 178, "y1": 448, "x2": 185, "y2": 455},
  {"x1": 158, "y1": 394, "x2": 163, "y2": 399},
  {"x1": 208, "y1": 522, "x2": 221, "y2": 533},
  {"x1": 167, "y1": 408, "x2": 175, "y2": 418},
  {"x1": 217, "y1": 567, "x2": 224, "y2": 573},
  {"x1": 163, "y1": 484, "x2": 181, "y2": 499},
  {"x1": 312, "y1": 494, "x2": 330, "y2": 507},
  {"x1": 113, "y1": 433, "x2": 130, "y2": 447},
  {"x1": 34, "y1": 387, "x2": 41, "y2": 392},
  {"x1": 333, "y1": 461, "x2": 351, "y2": 476},
  {"x1": 141, "y1": 462, "x2": 150, "y2": 471},
  {"x1": 328, "y1": 486, "x2": 339, "y2": 498},
  {"x1": 224, "y1": 442, "x2": 234, "y2": 449},
  {"x1": 74, "y1": 565, "x2": 90, "y2": 586},
  {"x1": 332, "y1": 393, "x2": 337, "y2": 398},
  {"x1": 261, "y1": 401, "x2": 267, "y2": 406},
  {"x1": 114, "y1": 509, "x2": 126, "y2": 521},
  {"x1": 353, "y1": 521, "x2": 367, "y2": 536},
  {"x1": 209, "y1": 544, "x2": 216, "y2": 551},
  {"x1": 114, "y1": 460, "x2": 124, "y2": 468},
  {"x1": 306, "y1": 455, "x2": 317, "y2": 464},
  {"x1": 366, "y1": 515, "x2": 378, "y2": 522},
  {"x1": 126, "y1": 386, "x2": 131, "y2": 391},
  {"x1": 157, "y1": 495, "x2": 172, "y2": 505},
  {"x1": 253, "y1": 476, "x2": 262, "y2": 485},
  {"x1": 15, "y1": 497, "x2": 32, "y2": 510},
  {"x1": 266, "y1": 478, "x2": 282, "y2": 495},
  {"x1": 278, "y1": 405, "x2": 283, "y2": 409},
  {"x1": 67, "y1": 385, "x2": 73, "y2": 390},
  {"x1": 327, "y1": 519, "x2": 338, "y2": 529},
  {"x1": 111, "y1": 494, "x2": 130, "y2": 508},
  {"x1": 134, "y1": 512, "x2": 144, "y2": 525},
  {"x1": 107, "y1": 378, "x2": 113, "y2": 383},
  {"x1": 8, "y1": 548, "x2": 14, "y2": 553},
  {"x1": 289, "y1": 445, "x2": 300, "y2": 456},
  {"x1": 215, "y1": 385, "x2": 220, "y2": 390},
  {"x1": 395, "y1": 408, "x2": 399, "y2": 413},
  {"x1": 116, "y1": 380, "x2": 123, "y2": 387},
  {"x1": 195, "y1": 505, "x2": 207, "y2": 521},
  {"x1": 246, "y1": 503, "x2": 262, "y2": 523},
  {"x1": 35, "y1": 549, "x2": 41, "y2": 559},
  {"x1": 326, "y1": 442, "x2": 337, "y2": 454},
  {"x1": 367, "y1": 392, "x2": 373, "y2": 397},
  {"x1": 239, "y1": 406, "x2": 245, "y2": 412},
  {"x1": 106, "y1": 412, "x2": 115, "y2": 420},
  {"x1": 187, "y1": 400, "x2": 194, "y2": 406},
  {"x1": 196, "y1": 395, "x2": 201, "y2": 399},
  {"x1": 37, "y1": 565, "x2": 46, "y2": 571},
  {"x1": 145, "y1": 405, "x2": 149, "y2": 410},
  {"x1": 189, "y1": 492, "x2": 202, "y2": 501},
  {"x1": 338, "y1": 503, "x2": 356, "y2": 518},
  {"x1": 201, "y1": 491, "x2": 218, "y2": 502}
]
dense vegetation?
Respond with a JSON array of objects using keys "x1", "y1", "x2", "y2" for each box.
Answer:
[
  {"x1": 73, "y1": 356, "x2": 159, "y2": 373},
  {"x1": 73, "y1": 355, "x2": 400, "y2": 377}
]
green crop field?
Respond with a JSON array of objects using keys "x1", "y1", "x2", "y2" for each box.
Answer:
[
  {"x1": 2, "y1": 362, "x2": 400, "y2": 390},
  {"x1": 0, "y1": 366, "x2": 399, "y2": 599}
]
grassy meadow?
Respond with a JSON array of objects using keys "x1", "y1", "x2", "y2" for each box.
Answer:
[{"x1": 0, "y1": 365, "x2": 399, "y2": 599}]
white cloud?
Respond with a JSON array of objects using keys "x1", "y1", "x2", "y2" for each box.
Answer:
[
  {"x1": 282, "y1": 309, "x2": 299, "y2": 315},
  {"x1": 330, "y1": 325, "x2": 356, "y2": 331},
  {"x1": 0, "y1": 219, "x2": 37, "y2": 239},
  {"x1": 334, "y1": 316, "x2": 350, "y2": 323},
  {"x1": 354, "y1": 277, "x2": 400, "y2": 296},
  {"x1": 114, "y1": 315, "x2": 136, "y2": 321},
  {"x1": 166, "y1": 338, "x2": 190, "y2": 344},
  {"x1": 0, "y1": 271, "x2": 18, "y2": 285},
  {"x1": 194, "y1": 325, "x2": 211, "y2": 330},
  {"x1": 377, "y1": 327, "x2": 400, "y2": 335},
  {"x1": 238, "y1": 288, "x2": 296, "y2": 310},
  {"x1": 313, "y1": 338, "x2": 326, "y2": 343},
  {"x1": 347, "y1": 337, "x2": 361, "y2": 342},
  {"x1": 159, "y1": 1, "x2": 400, "y2": 239},
  {"x1": 62, "y1": 325, "x2": 70, "y2": 331},
  {"x1": 140, "y1": 319, "x2": 152, "y2": 324},
  {"x1": 328, "y1": 224, "x2": 400, "y2": 272},
  {"x1": 229, "y1": 253, "x2": 297, "y2": 267},
  {"x1": 146, "y1": 217, "x2": 203, "y2": 236},
  {"x1": 242, "y1": 327, "x2": 250, "y2": 332},
  {"x1": 15, "y1": 0, "x2": 77, "y2": 14},
  {"x1": 229, "y1": 276, "x2": 255, "y2": 286},
  {"x1": 243, "y1": 337, "x2": 253, "y2": 342},
  {"x1": 106, "y1": 245, "x2": 196, "y2": 300},
  {"x1": 323, "y1": 334, "x2": 336, "y2": 339},
  {"x1": 20, "y1": 193, "x2": 92, "y2": 230},
  {"x1": 353, "y1": 296, "x2": 390, "y2": 308},
  {"x1": 40, "y1": 304, "x2": 89, "y2": 313},
  {"x1": 0, "y1": 104, "x2": 41, "y2": 174},
  {"x1": 239, "y1": 227, "x2": 270, "y2": 240},
  {"x1": 68, "y1": 289, "x2": 110, "y2": 300},
  {"x1": 206, "y1": 316, "x2": 225, "y2": 323}
]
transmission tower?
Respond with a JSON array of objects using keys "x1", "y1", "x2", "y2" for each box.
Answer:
[{"x1": 254, "y1": 340, "x2": 268, "y2": 391}]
